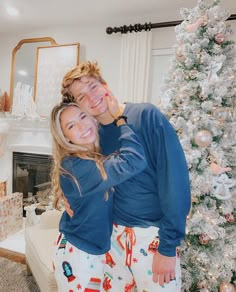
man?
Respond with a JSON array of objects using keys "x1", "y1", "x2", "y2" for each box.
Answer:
[{"x1": 61, "y1": 61, "x2": 191, "y2": 291}]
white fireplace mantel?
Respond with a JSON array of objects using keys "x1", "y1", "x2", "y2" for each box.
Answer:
[
  {"x1": 0, "y1": 114, "x2": 53, "y2": 194},
  {"x1": 0, "y1": 114, "x2": 50, "y2": 131}
]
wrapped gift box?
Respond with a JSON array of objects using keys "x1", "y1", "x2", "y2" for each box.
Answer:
[{"x1": 0, "y1": 192, "x2": 23, "y2": 241}]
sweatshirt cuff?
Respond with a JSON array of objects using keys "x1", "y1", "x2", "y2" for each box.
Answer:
[{"x1": 158, "y1": 242, "x2": 177, "y2": 257}]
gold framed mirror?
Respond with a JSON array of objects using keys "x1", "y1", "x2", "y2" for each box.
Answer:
[{"x1": 9, "y1": 37, "x2": 57, "y2": 111}]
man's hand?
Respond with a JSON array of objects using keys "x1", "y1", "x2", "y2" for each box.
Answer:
[
  {"x1": 63, "y1": 196, "x2": 74, "y2": 218},
  {"x1": 152, "y1": 251, "x2": 176, "y2": 287}
]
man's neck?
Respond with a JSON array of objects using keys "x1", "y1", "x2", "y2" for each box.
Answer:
[{"x1": 96, "y1": 103, "x2": 126, "y2": 125}]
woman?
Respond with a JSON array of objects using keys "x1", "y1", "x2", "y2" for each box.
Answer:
[{"x1": 50, "y1": 94, "x2": 146, "y2": 291}]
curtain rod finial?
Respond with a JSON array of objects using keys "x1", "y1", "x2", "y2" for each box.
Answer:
[{"x1": 106, "y1": 27, "x2": 113, "y2": 34}]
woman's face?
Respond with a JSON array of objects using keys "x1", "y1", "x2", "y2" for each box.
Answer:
[{"x1": 60, "y1": 105, "x2": 97, "y2": 149}]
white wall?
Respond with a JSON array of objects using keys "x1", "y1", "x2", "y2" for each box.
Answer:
[
  {"x1": 0, "y1": 21, "x2": 235, "y2": 98},
  {"x1": 0, "y1": 23, "x2": 121, "y2": 96}
]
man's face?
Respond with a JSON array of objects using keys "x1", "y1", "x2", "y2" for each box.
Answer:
[{"x1": 69, "y1": 76, "x2": 108, "y2": 117}]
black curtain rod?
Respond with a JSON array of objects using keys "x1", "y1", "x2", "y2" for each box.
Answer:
[{"x1": 106, "y1": 14, "x2": 236, "y2": 34}]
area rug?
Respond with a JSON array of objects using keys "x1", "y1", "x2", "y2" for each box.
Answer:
[{"x1": 0, "y1": 256, "x2": 40, "y2": 292}]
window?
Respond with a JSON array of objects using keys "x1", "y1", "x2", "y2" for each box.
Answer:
[{"x1": 149, "y1": 48, "x2": 174, "y2": 106}]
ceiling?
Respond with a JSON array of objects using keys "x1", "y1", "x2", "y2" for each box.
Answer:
[{"x1": 0, "y1": 0, "x2": 235, "y2": 36}]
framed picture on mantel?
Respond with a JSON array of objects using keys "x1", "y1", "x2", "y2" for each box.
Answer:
[{"x1": 34, "y1": 43, "x2": 80, "y2": 117}]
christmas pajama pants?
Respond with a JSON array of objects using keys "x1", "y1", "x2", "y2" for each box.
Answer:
[
  {"x1": 53, "y1": 233, "x2": 105, "y2": 292},
  {"x1": 104, "y1": 224, "x2": 181, "y2": 292}
]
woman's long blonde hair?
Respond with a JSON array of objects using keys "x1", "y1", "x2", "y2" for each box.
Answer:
[{"x1": 50, "y1": 102, "x2": 107, "y2": 210}]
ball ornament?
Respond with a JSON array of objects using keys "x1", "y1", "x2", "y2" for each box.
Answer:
[
  {"x1": 194, "y1": 130, "x2": 213, "y2": 147},
  {"x1": 220, "y1": 283, "x2": 236, "y2": 292}
]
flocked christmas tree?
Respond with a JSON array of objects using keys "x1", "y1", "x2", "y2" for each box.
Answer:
[{"x1": 160, "y1": 0, "x2": 236, "y2": 291}]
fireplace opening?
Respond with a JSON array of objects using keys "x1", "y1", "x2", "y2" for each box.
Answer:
[{"x1": 13, "y1": 152, "x2": 52, "y2": 215}]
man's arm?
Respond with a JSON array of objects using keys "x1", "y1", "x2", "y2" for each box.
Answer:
[{"x1": 146, "y1": 105, "x2": 191, "y2": 285}]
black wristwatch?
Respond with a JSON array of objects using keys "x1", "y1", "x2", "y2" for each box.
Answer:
[{"x1": 113, "y1": 115, "x2": 128, "y2": 126}]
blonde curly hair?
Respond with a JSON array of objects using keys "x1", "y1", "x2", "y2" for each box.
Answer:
[
  {"x1": 61, "y1": 61, "x2": 107, "y2": 103},
  {"x1": 50, "y1": 102, "x2": 107, "y2": 210}
]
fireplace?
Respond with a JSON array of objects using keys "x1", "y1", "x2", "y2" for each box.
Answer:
[{"x1": 12, "y1": 152, "x2": 52, "y2": 202}]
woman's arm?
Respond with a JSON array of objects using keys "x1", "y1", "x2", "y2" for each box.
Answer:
[{"x1": 62, "y1": 122, "x2": 146, "y2": 197}]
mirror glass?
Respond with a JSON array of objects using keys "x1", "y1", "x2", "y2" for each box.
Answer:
[{"x1": 9, "y1": 37, "x2": 57, "y2": 110}]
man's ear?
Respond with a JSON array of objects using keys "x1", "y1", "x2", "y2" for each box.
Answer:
[
  {"x1": 101, "y1": 81, "x2": 108, "y2": 88},
  {"x1": 99, "y1": 76, "x2": 107, "y2": 85}
]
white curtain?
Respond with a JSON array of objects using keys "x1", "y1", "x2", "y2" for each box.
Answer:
[{"x1": 118, "y1": 30, "x2": 152, "y2": 103}]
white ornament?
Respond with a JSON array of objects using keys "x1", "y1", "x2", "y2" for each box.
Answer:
[
  {"x1": 207, "y1": 60, "x2": 223, "y2": 82},
  {"x1": 212, "y1": 174, "x2": 235, "y2": 200}
]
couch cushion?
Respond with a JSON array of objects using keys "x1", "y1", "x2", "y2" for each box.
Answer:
[
  {"x1": 40, "y1": 209, "x2": 62, "y2": 229},
  {"x1": 25, "y1": 226, "x2": 58, "y2": 272},
  {"x1": 25, "y1": 225, "x2": 59, "y2": 291}
]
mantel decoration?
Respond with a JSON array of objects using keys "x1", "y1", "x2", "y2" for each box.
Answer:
[
  {"x1": 11, "y1": 81, "x2": 39, "y2": 118},
  {"x1": 0, "y1": 90, "x2": 10, "y2": 112},
  {"x1": 0, "y1": 89, "x2": 5, "y2": 112},
  {"x1": 34, "y1": 43, "x2": 80, "y2": 117}
]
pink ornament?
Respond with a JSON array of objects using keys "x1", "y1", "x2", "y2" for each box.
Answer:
[
  {"x1": 194, "y1": 130, "x2": 213, "y2": 147},
  {"x1": 186, "y1": 17, "x2": 206, "y2": 32},
  {"x1": 210, "y1": 162, "x2": 232, "y2": 175},
  {"x1": 214, "y1": 33, "x2": 226, "y2": 44},
  {"x1": 220, "y1": 282, "x2": 236, "y2": 292},
  {"x1": 225, "y1": 213, "x2": 235, "y2": 223},
  {"x1": 176, "y1": 46, "x2": 185, "y2": 62},
  {"x1": 199, "y1": 233, "x2": 210, "y2": 245}
]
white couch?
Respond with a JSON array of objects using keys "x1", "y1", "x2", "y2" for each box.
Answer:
[{"x1": 24, "y1": 209, "x2": 62, "y2": 292}]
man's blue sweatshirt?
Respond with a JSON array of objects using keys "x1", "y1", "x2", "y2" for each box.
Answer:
[{"x1": 99, "y1": 103, "x2": 191, "y2": 257}]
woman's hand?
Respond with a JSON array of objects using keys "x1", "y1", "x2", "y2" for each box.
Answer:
[{"x1": 105, "y1": 92, "x2": 122, "y2": 119}]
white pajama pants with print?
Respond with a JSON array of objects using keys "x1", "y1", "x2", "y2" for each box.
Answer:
[
  {"x1": 53, "y1": 233, "x2": 106, "y2": 292},
  {"x1": 104, "y1": 225, "x2": 181, "y2": 292}
]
